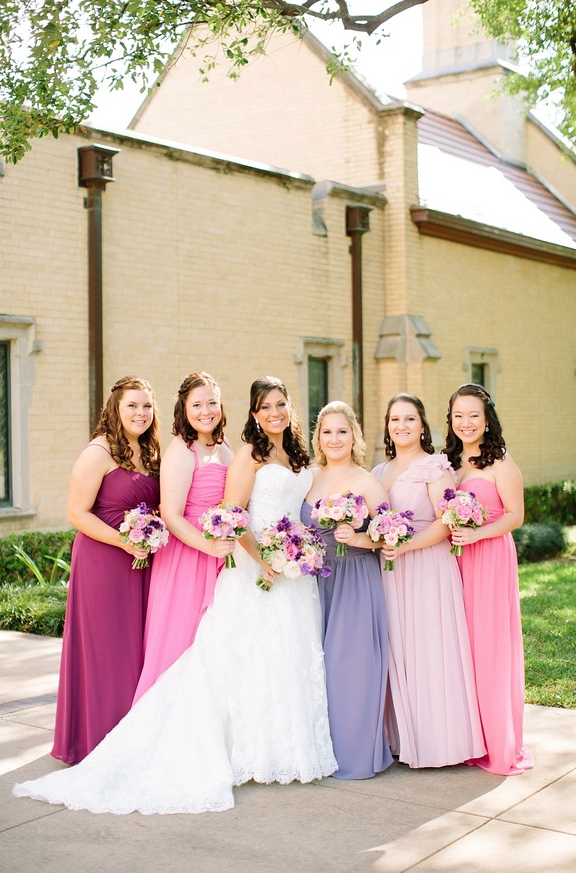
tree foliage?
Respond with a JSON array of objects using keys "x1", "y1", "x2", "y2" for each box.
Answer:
[
  {"x1": 1, "y1": 1, "x2": 575, "y2": 163},
  {"x1": 470, "y1": 0, "x2": 576, "y2": 146},
  {"x1": 0, "y1": 0, "x2": 429, "y2": 163}
]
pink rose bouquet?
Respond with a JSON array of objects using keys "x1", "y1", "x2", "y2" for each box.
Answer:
[
  {"x1": 199, "y1": 501, "x2": 250, "y2": 568},
  {"x1": 436, "y1": 488, "x2": 488, "y2": 556},
  {"x1": 311, "y1": 491, "x2": 369, "y2": 556},
  {"x1": 367, "y1": 502, "x2": 416, "y2": 570},
  {"x1": 119, "y1": 502, "x2": 170, "y2": 569},
  {"x1": 256, "y1": 515, "x2": 330, "y2": 592}
]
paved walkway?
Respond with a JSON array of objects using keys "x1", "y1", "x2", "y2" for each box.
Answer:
[{"x1": 1, "y1": 629, "x2": 574, "y2": 873}]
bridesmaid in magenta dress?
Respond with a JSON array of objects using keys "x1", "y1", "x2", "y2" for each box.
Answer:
[
  {"x1": 445, "y1": 383, "x2": 533, "y2": 776},
  {"x1": 303, "y1": 401, "x2": 393, "y2": 779},
  {"x1": 52, "y1": 376, "x2": 161, "y2": 765},
  {"x1": 372, "y1": 394, "x2": 485, "y2": 768},
  {"x1": 133, "y1": 372, "x2": 234, "y2": 703}
]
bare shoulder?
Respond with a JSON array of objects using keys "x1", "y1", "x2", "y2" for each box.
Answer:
[
  {"x1": 494, "y1": 451, "x2": 523, "y2": 484},
  {"x1": 74, "y1": 437, "x2": 114, "y2": 475},
  {"x1": 229, "y1": 443, "x2": 260, "y2": 470}
]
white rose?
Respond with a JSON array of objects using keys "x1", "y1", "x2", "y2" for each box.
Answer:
[{"x1": 283, "y1": 561, "x2": 301, "y2": 578}]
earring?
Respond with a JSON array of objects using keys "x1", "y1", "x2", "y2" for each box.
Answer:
[
  {"x1": 253, "y1": 418, "x2": 261, "y2": 432},
  {"x1": 485, "y1": 425, "x2": 489, "y2": 432},
  {"x1": 420, "y1": 433, "x2": 424, "y2": 440}
]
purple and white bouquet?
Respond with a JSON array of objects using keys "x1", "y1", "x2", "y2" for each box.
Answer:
[
  {"x1": 199, "y1": 501, "x2": 250, "y2": 568},
  {"x1": 311, "y1": 491, "x2": 369, "y2": 556},
  {"x1": 119, "y1": 502, "x2": 170, "y2": 569},
  {"x1": 367, "y1": 502, "x2": 416, "y2": 570},
  {"x1": 436, "y1": 488, "x2": 488, "y2": 556},
  {"x1": 256, "y1": 515, "x2": 330, "y2": 592}
]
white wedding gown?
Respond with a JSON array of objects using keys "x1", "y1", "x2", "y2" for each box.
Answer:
[{"x1": 13, "y1": 465, "x2": 337, "y2": 814}]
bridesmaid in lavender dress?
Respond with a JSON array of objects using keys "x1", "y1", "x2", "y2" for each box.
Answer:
[
  {"x1": 134, "y1": 373, "x2": 234, "y2": 703},
  {"x1": 372, "y1": 394, "x2": 485, "y2": 768},
  {"x1": 302, "y1": 401, "x2": 393, "y2": 779},
  {"x1": 52, "y1": 376, "x2": 161, "y2": 765}
]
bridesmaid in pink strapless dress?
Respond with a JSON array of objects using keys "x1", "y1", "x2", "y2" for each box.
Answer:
[
  {"x1": 52, "y1": 377, "x2": 161, "y2": 765},
  {"x1": 446, "y1": 384, "x2": 533, "y2": 776},
  {"x1": 133, "y1": 373, "x2": 234, "y2": 703}
]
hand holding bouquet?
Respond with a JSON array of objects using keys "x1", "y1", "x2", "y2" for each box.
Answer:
[
  {"x1": 367, "y1": 502, "x2": 416, "y2": 570},
  {"x1": 311, "y1": 491, "x2": 369, "y2": 556},
  {"x1": 199, "y1": 502, "x2": 250, "y2": 568},
  {"x1": 119, "y1": 502, "x2": 170, "y2": 569},
  {"x1": 436, "y1": 488, "x2": 488, "y2": 555},
  {"x1": 256, "y1": 515, "x2": 330, "y2": 591}
]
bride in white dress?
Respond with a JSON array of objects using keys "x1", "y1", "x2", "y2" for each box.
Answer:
[{"x1": 13, "y1": 377, "x2": 337, "y2": 814}]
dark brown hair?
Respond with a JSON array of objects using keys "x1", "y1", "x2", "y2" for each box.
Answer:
[
  {"x1": 92, "y1": 376, "x2": 161, "y2": 476},
  {"x1": 383, "y1": 393, "x2": 434, "y2": 459},
  {"x1": 172, "y1": 372, "x2": 226, "y2": 448},
  {"x1": 241, "y1": 376, "x2": 309, "y2": 473},
  {"x1": 444, "y1": 383, "x2": 505, "y2": 470}
]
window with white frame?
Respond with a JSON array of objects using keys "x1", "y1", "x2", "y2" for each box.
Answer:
[
  {"x1": 294, "y1": 337, "x2": 347, "y2": 450},
  {"x1": 0, "y1": 316, "x2": 39, "y2": 517},
  {"x1": 463, "y1": 347, "x2": 499, "y2": 400}
]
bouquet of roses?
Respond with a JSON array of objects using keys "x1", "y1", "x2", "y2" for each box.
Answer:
[
  {"x1": 199, "y1": 501, "x2": 250, "y2": 568},
  {"x1": 436, "y1": 488, "x2": 488, "y2": 556},
  {"x1": 256, "y1": 515, "x2": 330, "y2": 592},
  {"x1": 367, "y1": 502, "x2": 416, "y2": 570},
  {"x1": 119, "y1": 502, "x2": 170, "y2": 569},
  {"x1": 311, "y1": 491, "x2": 369, "y2": 556}
]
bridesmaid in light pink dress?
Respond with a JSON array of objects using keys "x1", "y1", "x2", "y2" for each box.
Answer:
[
  {"x1": 373, "y1": 394, "x2": 484, "y2": 768},
  {"x1": 133, "y1": 373, "x2": 234, "y2": 704},
  {"x1": 445, "y1": 383, "x2": 533, "y2": 776}
]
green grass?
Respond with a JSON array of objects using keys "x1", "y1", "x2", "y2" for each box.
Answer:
[{"x1": 520, "y1": 559, "x2": 576, "y2": 709}]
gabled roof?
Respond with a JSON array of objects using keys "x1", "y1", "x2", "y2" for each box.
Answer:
[{"x1": 413, "y1": 109, "x2": 576, "y2": 266}]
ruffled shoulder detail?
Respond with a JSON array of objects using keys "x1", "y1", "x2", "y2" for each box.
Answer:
[
  {"x1": 371, "y1": 462, "x2": 388, "y2": 481},
  {"x1": 411, "y1": 453, "x2": 456, "y2": 484}
]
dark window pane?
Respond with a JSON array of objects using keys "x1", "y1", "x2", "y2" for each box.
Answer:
[
  {"x1": 308, "y1": 357, "x2": 328, "y2": 450},
  {"x1": 0, "y1": 342, "x2": 10, "y2": 505},
  {"x1": 471, "y1": 362, "x2": 486, "y2": 387}
]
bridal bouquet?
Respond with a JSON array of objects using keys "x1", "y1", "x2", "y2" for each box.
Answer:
[
  {"x1": 199, "y1": 501, "x2": 250, "y2": 568},
  {"x1": 256, "y1": 515, "x2": 330, "y2": 592},
  {"x1": 436, "y1": 488, "x2": 488, "y2": 556},
  {"x1": 367, "y1": 502, "x2": 416, "y2": 571},
  {"x1": 119, "y1": 502, "x2": 170, "y2": 569},
  {"x1": 311, "y1": 491, "x2": 369, "y2": 556}
]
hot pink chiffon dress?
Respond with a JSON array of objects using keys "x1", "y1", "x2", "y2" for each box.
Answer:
[
  {"x1": 52, "y1": 467, "x2": 159, "y2": 765},
  {"x1": 373, "y1": 455, "x2": 485, "y2": 768},
  {"x1": 457, "y1": 478, "x2": 533, "y2": 776},
  {"x1": 133, "y1": 443, "x2": 228, "y2": 703}
]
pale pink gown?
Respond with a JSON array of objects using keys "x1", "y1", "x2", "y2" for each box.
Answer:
[
  {"x1": 458, "y1": 478, "x2": 533, "y2": 776},
  {"x1": 373, "y1": 454, "x2": 485, "y2": 768},
  {"x1": 133, "y1": 443, "x2": 227, "y2": 704}
]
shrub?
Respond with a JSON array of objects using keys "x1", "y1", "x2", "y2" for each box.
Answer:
[
  {"x1": 0, "y1": 582, "x2": 67, "y2": 636},
  {"x1": 0, "y1": 531, "x2": 76, "y2": 586},
  {"x1": 513, "y1": 521, "x2": 567, "y2": 563},
  {"x1": 523, "y1": 481, "x2": 576, "y2": 525}
]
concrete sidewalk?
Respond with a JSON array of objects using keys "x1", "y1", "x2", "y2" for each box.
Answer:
[{"x1": 1, "y1": 629, "x2": 574, "y2": 873}]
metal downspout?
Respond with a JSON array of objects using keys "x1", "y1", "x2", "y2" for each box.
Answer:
[{"x1": 346, "y1": 205, "x2": 372, "y2": 425}]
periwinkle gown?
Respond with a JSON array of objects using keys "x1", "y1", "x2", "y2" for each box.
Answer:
[
  {"x1": 301, "y1": 502, "x2": 393, "y2": 780},
  {"x1": 372, "y1": 455, "x2": 485, "y2": 768},
  {"x1": 52, "y1": 467, "x2": 160, "y2": 765},
  {"x1": 133, "y1": 443, "x2": 227, "y2": 703},
  {"x1": 14, "y1": 464, "x2": 336, "y2": 813},
  {"x1": 457, "y1": 478, "x2": 533, "y2": 776}
]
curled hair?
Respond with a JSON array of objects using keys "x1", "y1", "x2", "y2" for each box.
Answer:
[
  {"x1": 172, "y1": 372, "x2": 226, "y2": 448},
  {"x1": 312, "y1": 401, "x2": 366, "y2": 468},
  {"x1": 241, "y1": 376, "x2": 309, "y2": 473},
  {"x1": 383, "y1": 393, "x2": 434, "y2": 460},
  {"x1": 444, "y1": 383, "x2": 506, "y2": 470},
  {"x1": 92, "y1": 376, "x2": 161, "y2": 476}
]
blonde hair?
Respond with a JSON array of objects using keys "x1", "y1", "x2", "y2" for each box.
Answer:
[{"x1": 312, "y1": 401, "x2": 366, "y2": 467}]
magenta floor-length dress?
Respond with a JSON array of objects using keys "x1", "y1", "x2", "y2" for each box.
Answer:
[
  {"x1": 373, "y1": 455, "x2": 485, "y2": 768},
  {"x1": 133, "y1": 444, "x2": 228, "y2": 703},
  {"x1": 52, "y1": 468, "x2": 159, "y2": 766},
  {"x1": 458, "y1": 478, "x2": 533, "y2": 776},
  {"x1": 302, "y1": 502, "x2": 393, "y2": 780}
]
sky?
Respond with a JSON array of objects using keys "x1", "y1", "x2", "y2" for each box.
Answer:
[{"x1": 88, "y1": 7, "x2": 424, "y2": 130}]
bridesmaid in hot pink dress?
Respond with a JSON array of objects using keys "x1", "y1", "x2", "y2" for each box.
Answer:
[
  {"x1": 373, "y1": 394, "x2": 484, "y2": 768},
  {"x1": 445, "y1": 383, "x2": 533, "y2": 776},
  {"x1": 52, "y1": 376, "x2": 161, "y2": 765},
  {"x1": 133, "y1": 373, "x2": 234, "y2": 703}
]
